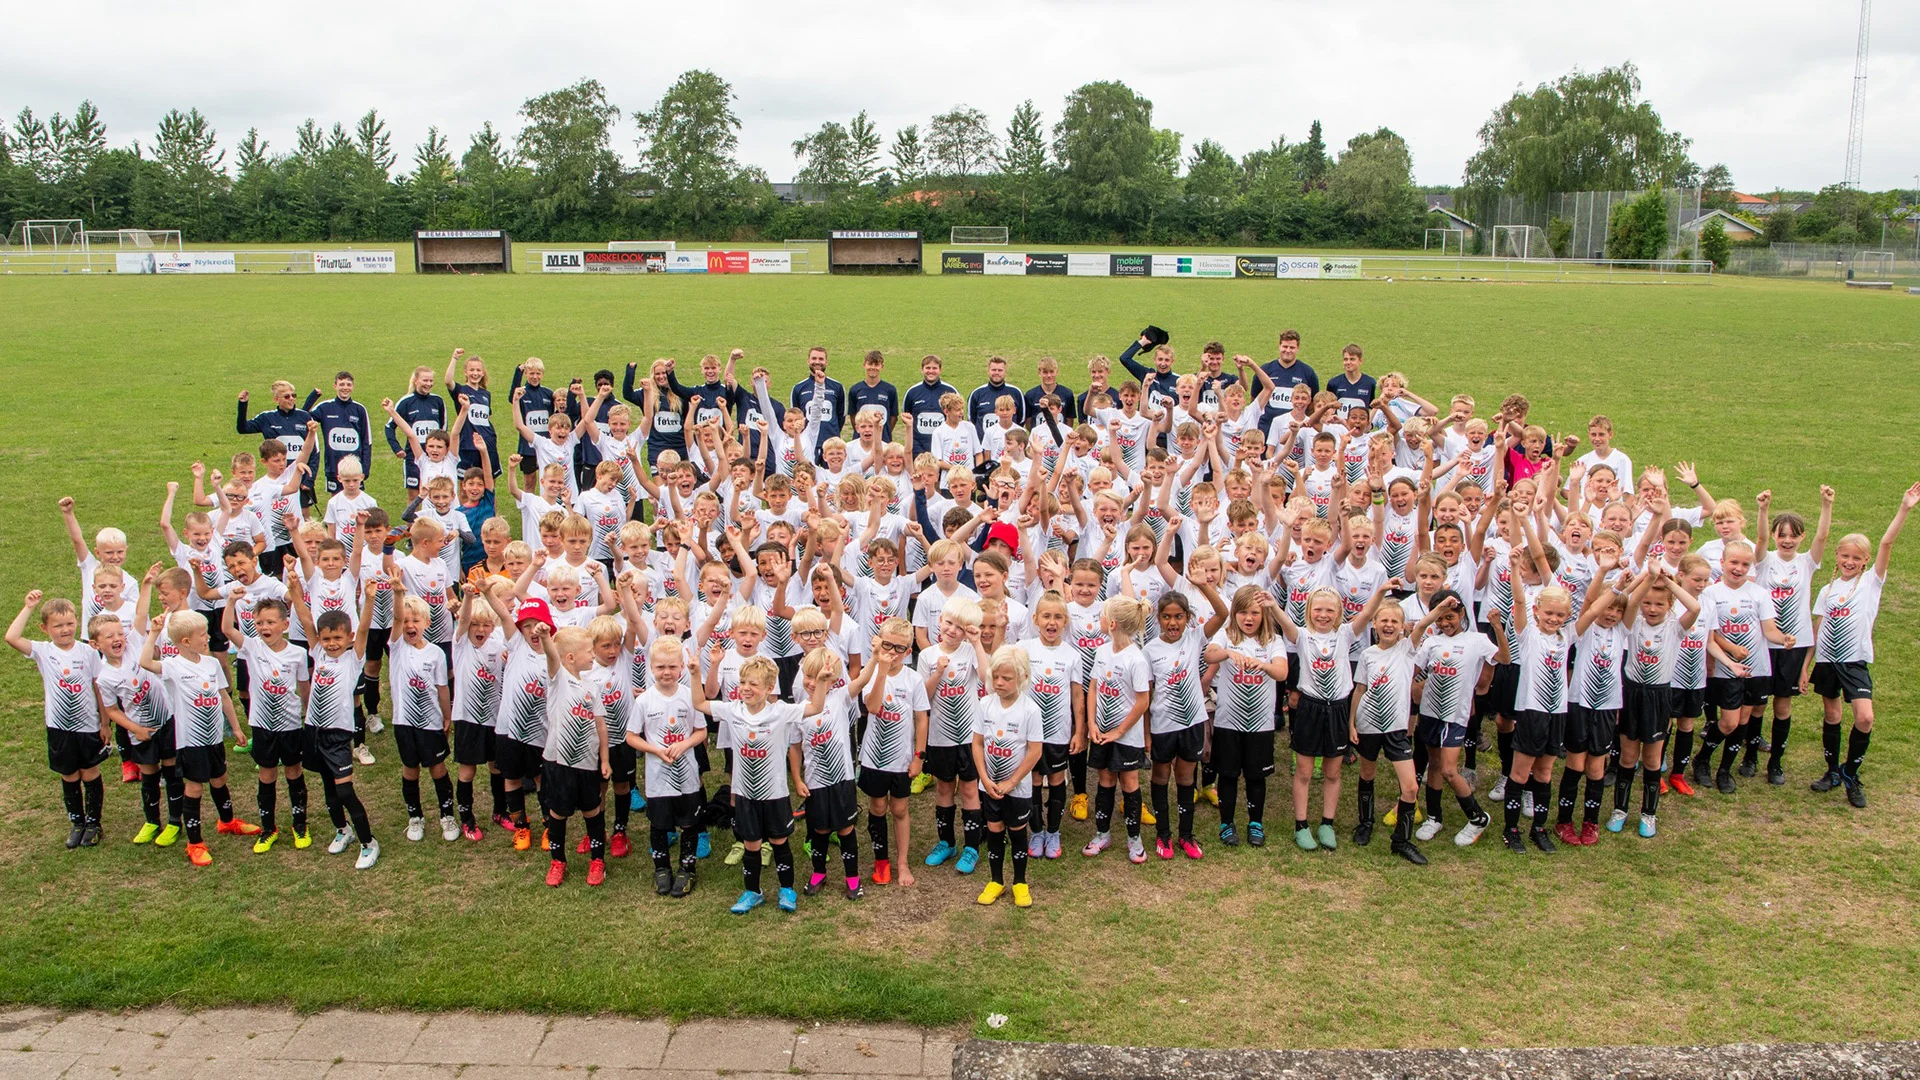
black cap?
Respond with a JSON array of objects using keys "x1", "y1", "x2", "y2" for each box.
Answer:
[{"x1": 1141, "y1": 325, "x2": 1170, "y2": 347}]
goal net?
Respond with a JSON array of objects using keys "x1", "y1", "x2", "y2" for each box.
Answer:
[
  {"x1": 950, "y1": 226, "x2": 1008, "y2": 246},
  {"x1": 1492, "y1": 224, "x2": 1550, "y2": 260},
  {"x1": 4, "y1": 219, "x2": 84, "y2": 252},
  {"x1": 1424, "y1": 228, "x2": 1465, "y2": 254},
  {"x1": 82, "y1": 228, "x2": 183, "y2": 250}
]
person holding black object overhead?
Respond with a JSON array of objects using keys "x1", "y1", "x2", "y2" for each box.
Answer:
[
  {"x1": 1118, "y1": 325, "x2": 1179, "y2": 417},
  {"x1": 848, "y1": 350, "x2": 900, "y2": 444}
]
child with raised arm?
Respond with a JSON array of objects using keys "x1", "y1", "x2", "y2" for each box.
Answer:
[
  {"x1": 1277, "y1": 580, "x2": 1395, "y2": 852},
  {"x1": 289, "y1": 574, "x2": 381, "y2": 866},
  {"x1": 220, "y1": 593, "x2": 308, "y2": 852},
  {"x1": 1410, "y1": 592, "x2": 1499, "y2": 848},
  {"x1": 1751, "y1": 485, "x2": 1832, "y2": 783},
  {"x1": 1611, "y1": 564, "x2": 1700, "y2": 838},
  {"x1": 1349, "y1": 597, "x2": 1427, "y2": 864},
  {"x1": 450, "y1": 587, "x2": 508, "y2": 840},
  {"x1": 7, "y1": 592, "x2": 110, "y2": 849},
  {"x1": 138, "y1": 609, "x2": 260, "y2": 866},
  {"x1": 538, "y1": 625, "x2": 613, "y2": 888},
  {"x1": 628, "y1": 636, "x2": 708, "y2": 898}
]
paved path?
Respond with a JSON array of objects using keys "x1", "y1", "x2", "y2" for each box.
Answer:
[{"x1": 0, "y1": 1007, "x2": 957, "y2": 1079}]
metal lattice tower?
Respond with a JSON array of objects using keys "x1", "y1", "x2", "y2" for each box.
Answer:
[{"x1": 1842, "y1": 0, "x2": 1871, "y2": 188}]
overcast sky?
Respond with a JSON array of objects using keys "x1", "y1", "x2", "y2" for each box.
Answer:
[{"x1": 6, "y1": 1, "x2": 1916, "y2": 193}]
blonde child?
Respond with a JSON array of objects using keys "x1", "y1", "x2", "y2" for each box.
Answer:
[
  {"x1": 7, "y1": 593, "x2": 110, "y2": 848},
  {"x1": 537, "y1": 626, "x2": 612, "y2": 888},
  {"x1": 1198, "y1": 584, "x2": 1289, "y2": 848},
  {"x1": 1078, "y1": 596, "x2": 1153, "y2": 863},
  {"x1": 626, "y1": 636, "x2": 709, "y2": 897},
  {"x1": 1277, "y1": 581, "x2": 1396, "y2": 852},
  {"x1": 858, "y1": 617, "x2": 929, "y2": 887},
  {"x1": 971, "y1": 645, "x2": 1045, "y2": 907},
  {"x1": 796, "y1": 648, "x2": 864, "y2": 900}
]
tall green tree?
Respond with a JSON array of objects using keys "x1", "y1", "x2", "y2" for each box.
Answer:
[
  {"x1": 1699, "y1": 163, "x2": 1734, "y2": 210},
  {"x1": 996, "y1": 100, "x2": 1049, "y2": 235},
  {"x1": 517, "y1": 79, "x2": 622, "y2": 229},
  {"x1": 889, "y1": 124, "x2": 925, "y2": 186},
  {"x1": 11, "y1": 108, "x2": 53, "y2": 182},
  {"x1": 146, "y1": 107, "x2": 227, "y2": 237},
  {"x1": 634, "y1": 69, "x2": 746, "y2": 231},
  {"x1": 458, "y1": 121, "x2": 527, "y2": 230},
  {"x1": 847, "y1": 111, "x2": 881, "y2": 187},
  {"x1": 792, "y1": 120, "x2": 854, "y2": 196},
  {"x1": 409, "y1": 126, "x2": 459, "y2": 228},
  {"x1": 1182, "y1": 138, "x2": 1237, "y2": 239},
  {"x1": 1293, "y1": 120, "x2": 1329, "y2": 192},
  {"x1": 1328, "y1": 127, "x2": 1421, "y2": 240},
  {"x1": 927, "y1": 106, "x2": 996, "y2": 179},
  {"x1": 1464, "y1": 63, "x2": 1694, "y2": 202},
  {"x1": 1051, "y1": 80, "x2": 1171, "y2": 236}
]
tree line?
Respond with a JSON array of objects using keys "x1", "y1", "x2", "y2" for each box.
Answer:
[{"x1": 2, "y1": 65, "x2": 1908, "y2": 250}]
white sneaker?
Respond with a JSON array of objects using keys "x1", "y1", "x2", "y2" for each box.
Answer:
[
  {"x1": 405, "y1": 816, "x2": 426, "y2": 842},
  {"x1": 1454, "y1": 819, "x2": 1488, "y2": 846},
  {"x1": 354, "y1": 745, "x2": 376, "y2": 766},
  {"x1": 368, "y1": 714, "x2": 385, "y2": 734},
  {"x1": 327, "y1": 828, "x2": 353, "y2": 855},
  {"x1": 1415, "y1": 819, "x2": 1443, "y2": 842},
  {"x1": 1489, "y1": 777, "x2": 1507, "y2": 801},
  {"x1": 440, "y1": 815, "x2": 459, "y2": 842},
  {"x1": 354, "y1": 839, "x2": 380, "y2": 870},
  {"x1": 1520, "y1": 790, "x2": 1535, "y2": 819}
]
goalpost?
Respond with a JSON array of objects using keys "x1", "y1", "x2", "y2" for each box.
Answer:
[
  {"x1": 1856, "y1": 250, "x2": 1896, "y2": 278},
  {"x1": 950, "y1": 225, "x2": 1008, "y2": 246},
  {"x1": 1424, "y1": 227, "x2": 1465, "y2": 254},
  {"x1": 5, "y1": 219, "x2": 85, "y2": 252},
  {"x1": 1492, "y1": 224, "x2": 1550, "y2": 260},
  {"x1": 82, "y1": 228, "x2": 183, "y2": 250}
]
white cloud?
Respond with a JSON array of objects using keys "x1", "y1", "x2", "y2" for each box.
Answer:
[{"x1": 3, "y1": 0, "x2": 1914, "y2": 192}]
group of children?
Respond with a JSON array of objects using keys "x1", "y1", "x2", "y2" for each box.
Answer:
[{"x1": 11, "y1": 336, "x2": 1912, "y2": 913}]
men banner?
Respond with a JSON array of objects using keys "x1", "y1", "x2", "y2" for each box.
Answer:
[{"x1": 541, "y1": 251, "x2": 585, "y2": 273}]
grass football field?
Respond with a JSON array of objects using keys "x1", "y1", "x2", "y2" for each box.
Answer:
[{"x1": 0, "y1": 270, "x2": 1916, "y2": 1049}]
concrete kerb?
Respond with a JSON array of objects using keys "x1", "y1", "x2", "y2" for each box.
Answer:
[{"x1": 953, "y1": 1039, "x2": 1920, "y2": 1080}]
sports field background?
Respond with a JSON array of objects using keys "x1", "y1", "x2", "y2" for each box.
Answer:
[{"x1": 0, "y1": 271, "x2": 1916, "y2": 1048}]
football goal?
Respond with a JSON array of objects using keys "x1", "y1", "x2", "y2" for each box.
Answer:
[
  {"x1": 1424, "y1": 227, "x2": 1465, "y2": 254},
  {"x1": 950, "y1": 225, "x2": 1008, "y2": 246},
  {"x1": 82, "y1": 228, "x2": 183, "y2": 250},
  {"x1": 1492, "y1": 224, "x2": 1551, "y2": 260},
  {"x1": 4, "y1": 219, "x2": 84, "y2": 252}
]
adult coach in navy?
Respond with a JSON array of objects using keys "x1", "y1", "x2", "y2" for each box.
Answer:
[
  {"x1": 303, "y1": 373, "x2": 373, "y2": 494},
  {"x1": 1258, "y1": 329, "x2": 1318, "y2": 435},
  {"x1": 848, "y1": 349, "x2": 900, "y2": 444},
  {"x1": 237, "y1": 382, "x2": 315, "y2": 500},
  {"x1": 967, "y1": 355, "x2": 1025, "y2": 440},
  {"x1": 903, "y1": 354, "x2": 957, "y2": 457},
  {"x1": 789, "y1": 346, "x2": 847, "y2": 464}
]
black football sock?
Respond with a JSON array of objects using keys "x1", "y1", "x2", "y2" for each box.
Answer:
[
  {"x1": 1356, "y1": 779, "x2": 1375, "y2": 829},
  {"x1": 962, "y1": 808, "x2": 984, "y2": 852},
  {"x1": 743, "y1": 846, "x2": 762, "y2": 892},
  {"x1": 163, "y1": 763, "x2": 185, "y2": 826},
  {"x1": 1046, "y1": 783, "x2": 1067, "y2": 832},
  {"x1": 547, "y1": 816, "x2": 567, "y2": 862},
  {"x1": 489, "y1": 772, "x2": 507, "y2": 818},
  {"x1": 362, "y1": 673, "x2": 382, "y2": 717},
  {"x1": 1464, "y1": 715, "x2": 1481, "y2": 770},
  {"x1": 1844, "y1": 726, "x2": 1871, "y2": 781},
  {"x1": 211, "y1": 782, "x2": 235, "y2": 823},
  {"x1": 679, "y1": 827, "x2": 699, "y2": 872},
  {"x1": 1425, "y1": 784, "x2": 1444, "y2": 825},
  {"x1": 1122, "y1": 788, "x2": 1142, "y2": 840},
  {"x1": 1743, "y1": 715, "x2": 1765, "y2": 753},
  {"x1": 1412, "y1": 742, "x2": 1429, "y2": 783},
  {"x1": 1176, "y1": 783, "x2": 1196, "y2": 841},
  {"x1": 1497, "y1": 728, "x2": 1514, "y2": 777},
  {"x1": 1094, "y1": 785, "x2": 1115, "y2": 833},
  {"x1": 402, "y1": 777, "x2": 423, "y2": 819},
  {"x1": 322, "y1": 773, "x2": 347, "y2": 830},
  {"x1": 1216, "y1": 773, "x2": 1240, "y2": 827},
  {"x1": 1769, "y1": 717, "x2": 1791, "y2": 769},
  {"x1": 1615, "y1": 765, "x2": 1636, "y2": 813},
  {"x1": 184, "y1": 795, "x2": 204, "y2": 844},
  {"x1": 1530, "y1": 779, "x2": 1551, "y2": 830},
  {"x1": 612, "y1": 789, "x2": 630, "y2": 835},
  {"x1": 1718, "y1": 733, "x2": 1740, "y2": 774},
  {"x1": 810, "y1": 831, "x2": 830, "y2": 875},
  {"x1": 1245, "y1": 773, "x2": 1267, "y2": 826},
  {"x1": 650, "y1": 827, "x2": 673, "y2": 872},
  {"x1": 987, "y1": 829, "x2": 1006, "y2": 883},
  {"x1": 935, "y1": 804, "x2": 956, "y2": 847},
  {"x1": 1641, "y1": 765, "x2": 1662, "y2": 817},
  {"x1": 456, "y1": 779, "x2": 475, "y2": 828},
  {"x1": 432, "y1": 774, "x2": 454, "y2": 819},
  {"x1": 1150, "y1": 782, "x2": 1171, "y2": 840},
  {"x1": 1458, "y1": 792, "x2": 1488, "y2": 826},
  {"x1": 1673, "y1": 727, "x2": 1695, "y2": 774},
  {"x1": 1010, "y1": 826, "x2": 1029, "y2": 884},
  {"x1": 585, "y1": 813, "x2": 605, "y2": 860},
  {"x1": 1069, "y1": 749, "x2": 1088, "y2": 795},
  {"x1": 1503, "y1": 779, "x2": 1522, "y2": 832},
  {"x1": 772, "y1": 839, "x2": 795, "y2": 889},
  {"x1": 1392, "y1": 800, "x2": 1415, "y2": 844},
  {"x1": 1822, "y1": 721, "x2": 1843, "y2": 776},
  {"x1": 337, "y1": 781, "x2": 373, "y2": 844},
  {"x1": 258, "y1": 780, "x2": 277, "y2": 835},
  {"x1": 838, "y1": 829, "x2": 859, "y2": 880},
  {"x1": 1320, "y1": 815, "x2": 1335, "y2": 831},
  {"x1": 867, "y1": 812, "x2": 890, "y2": 862},
  {"x1": 61, "y1": 778, "x2": 84, "y2": 827},
  {"x1": 1584, "y1": 776, "x2": 1605, "y2": 825},
  {"x1": 1556, "y1": 770, "x2": 1580, "y2": 825},
  {"x1": 352, "y1": 704, "x2": 367, "y2": 746},
  {"x1": 140, "y1": 772, "x2": 163, "y2": 826},
  {"x1": 286, "y1": 774, "x2": 308, "y2": 834},
  {"x1": 82, "y1": 776, "x2": 103, "y2": 829}
]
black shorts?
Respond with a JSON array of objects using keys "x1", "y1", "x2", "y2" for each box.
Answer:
[
  {"x1": 924, "y1": 743, "x2": 978, "y2": 784},
  {"x1": 804, "y1": 780, "x2": 858, "y2": 833},
  {"x1": 1039, "y1": 741, "x2": 1071, "y2": 775},
  {"x1": 1485, "y1": 662, "x2": 1520, "y2": 717},
  {"x1": 46, "y1": 728, "x2": 112, "y2": 775},
  {"x1": 1567, "y1": 705, "x2": 1618, "y2": 758},
  {"x1": 1811, "y1": 661, "x2": 1872, "y2": 702},
  {"x1": 1088, "y1": 740, "x2": 1147, "y2": 773},
  {"x1": 1620, "y1": 681, "x2": 1672, "y2": 744},
  {"x1": 1208, "y1": 727, "x2": 1275, "y2": 777},
  {"x1": 123, "y1": 722, "x2": 178, "y2": 767},
  {"x1": 646, "y1": 791, "x2": 702, "y2": 831},
  {"x1": 302, "y1": 727, "x2": 355, "y2": 780},
  {"x1": 495, "y1": 736, "x2": 546, "y2": 781},
  {"x1": 982, "y1": 791, "x2": 1031, "y2": 828},
  {"x1": 248, "y1": 726, "x2": 305, "y2": 769},
  {"x1": 394, "y1": 724, "x2": 450, "y2": 769},
  {"x1": 202, "y1": 607, "x2": 230, "y2": 653},
  {"x1": 453, "y1": 721, "x2": 496, "y2": 767},
  {"x1": 774, "y1": 653, "x2": 802, "y2": 700},
  {"x1": 176, "y1": 743, "x2": 228, "y2": 784},
  {"x1": 732, "y1": 795, "x2": 794, "y2": 843},
  {"x1": 1708, "y1": 676, "x2": 1767, "y2": 710},
  {"x1": 1150, "y1": 723, "x2": 1205, "y2": 764},
  {"x1": 1355, "y1": 730, "x2": 1414, "y2": 763},
  {"x1": 858, "y1": 767, "x2": 912, "y2": 800},
  {"x1": 540, "y1": 762, "x2": 603, "y2": 818},
  {"x1": 1290, "y1": 694, "x2": 1351, "y2": 759},
  {"x1": 1512, "y1": 708, "x2": 1566, "y2": 759},
  {"x1": 365, "y1": 626, "x2": 391, "y2": 664},
  {"x1": 1768, "y1": 648, "x2": 1811, "y2": 699},
  {"x1": 1416, "y1": 715, "x2": 1466, "y2": 749},
  {"x1": 608, "y1": 743, "x2": 637, "y2": 786},
  {"x1": 1670, "y1": 686, "x2": 1705, "y2": 720}
]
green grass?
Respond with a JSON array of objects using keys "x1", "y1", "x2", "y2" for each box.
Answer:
[{"x1": 1, "y1": 271, "x2": 1918, "y2": 1048}]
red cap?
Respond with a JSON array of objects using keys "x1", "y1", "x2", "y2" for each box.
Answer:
[
  {"x1": 514, "y1": 597, "x2": 556, "y2": 632},
  {"x1": 985, "y1": 522, "x2": 1021, "y2": 557}
]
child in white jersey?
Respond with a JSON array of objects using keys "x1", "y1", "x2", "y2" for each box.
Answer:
[
  {"x1": 1078, "y1": 596, "x2": 1153, "y2": 863},
  {"x1": 1199, "y1": 584, "x2": 1289, "y2": 849},
  {"x1": 1349, "y1": 602, "x2": 1426, "y2": 864},
  {"x1": 288, "y1": 576, "x2": 381, "y2": 867},
  {"x1": 1277, "y1": 582, "x2": 1395, "y2": 852},
  {"x1": 795, "y1": 648, "x2": 863, "y2": 900},
  {"x1": 1498, "y1": 584, "x2": 1574, "y2": 854},
  {"x1": 627, "y1": 636, "x2": 709, "y2": 898},
  {"x1": 1019, "y1": 592, "x2": 1080, "y2": 859},
  {"x1": 7, "y1": 593, "x2": 110, "y2": 849},
  {"x1": 1694, "y1": 541, "x2": 1791, "y2": 796},
  {"x1": 971, "y1": 645, "x2": 1045, "y2": 907},
  {"x1": 1749, "y1": 486, "x2": 1832, "y2": 784},
  {"x1": 1142, "y1": 591, "x2": 1209, "y2": 861},
  {"x1": 1611, "y1": 564, "x2": 1700, "y2": 838},
  {"x1": 921, "y1": 598, "x2": 988, "y2": 874},
  {"x1": 858, "y1": 617, "x2": 929, "y2": 888}
]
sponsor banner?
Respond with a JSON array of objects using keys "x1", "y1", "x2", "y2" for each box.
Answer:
[
  {"x1": 664, "y1": 251, "x2": 707, "y2": 274},
  {"x1": 154, "y1": 252, "x2": 235, "y2": 274},
  {"x1": 541, "y1": 251, "x2": 585, "y2": 273},
  {"x1": 1235, "y1": 255, "x2": 1277, "y2": 278},
  {"x1": 1024, "y1": 252, "x2": 1068, "y2": 275},
  {"x1": 313, "y1": 250, "x2": 397, "y2": 274},
  {"x1": 747, "y1": 251, "x2": 792, "y2": 274},
  {"x1": 831, "y1": 230, "x2": 919, "y2": 239},
  {"x1": 116, "y1": 253, "x2": 154, "y2": 275},
  {"x1": 1110, "y1": 253, "x2": 1150, "y2": 277},
  {"x1": 1321, "y1": 256, "x2": 1362, "y2": 279},
  {"x1": 1273, "y1": 256, "x2": 1321, "y2": 279},
  {"x1": 583, "y1": 250, "x2": 663, "y2": 273},
  {"x1": 1067, "y1": 253, "x2": 1110, "y2": 277},
  {"x1": 982, "y1": 251, "x2": 1027, "y2": 276},
  {"x1": 942, "y1": 251, "x2": 984, "y2": 275},
  {"x1": 1192, "y1": 254, "x2": 1235, "y2": 278},
  {"x1": 722, "y1": 250, "x2": 751, "y2": 273},
  {"x1": 417, "y1": 229, "x2": 502, "y2": 238},
  {"x1": 1150, "y1": 254, "x2": 1195, "y2": 277}
]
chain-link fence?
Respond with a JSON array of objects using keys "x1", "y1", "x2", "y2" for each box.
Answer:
[
  {"x1": 1723, "y1": 243, "x2": 1920, "y2": 285},
  {"x1": 1469, "y1": 187, "x2": 1702, "y2": 260}
]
